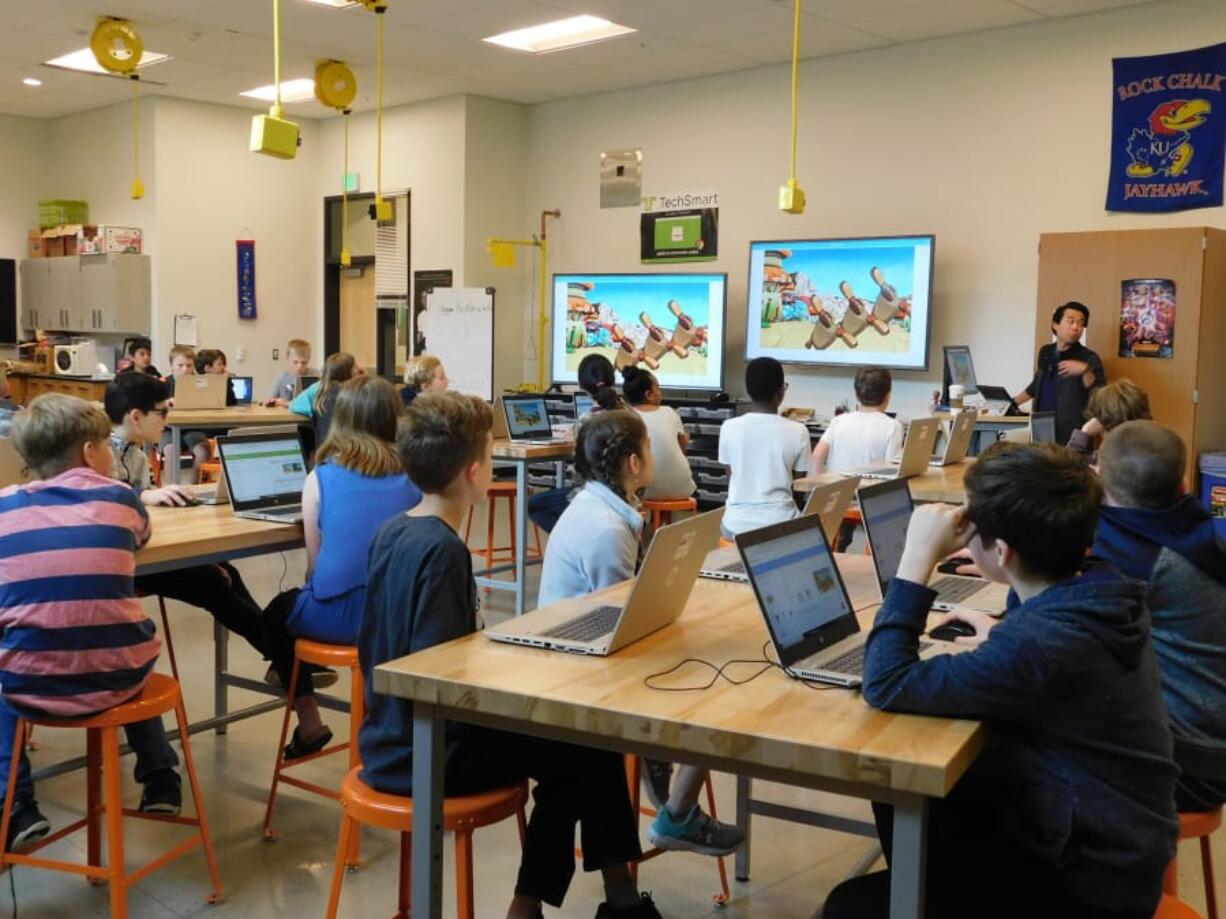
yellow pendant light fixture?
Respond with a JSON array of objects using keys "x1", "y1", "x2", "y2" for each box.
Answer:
[
  {"x1": 315, "y1": 60, "x2": 358, "y2": 266},
  {"x1": 361, "y1": 1, "x2": 392, "y2": 222},
  {"x1": 778, "y1": 0, "x2": 806, "y2": 214},
  {"x1": 90, "y1": 18, "x2": 145, "y2": 198}
]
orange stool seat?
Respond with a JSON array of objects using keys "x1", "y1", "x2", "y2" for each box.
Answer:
[
  {"x1": 464, "y1": 480, "x2": 543, "y2": 579},
  {"x1": 1154, "y1": 894, "x2": 1206, "y2": 919},
  {"x1": 0, "y1": 673, "x2": 222, "y2": 918},
  {"x1": 326, "y1": 768, "x2": 527, "y2": 919},
  {"x1": 642, "y1": 496, "x2": 698, "y2": 530},
  {"x1": 1164, "y1": 807, "x2": 1222, "y2": 919},
  {"x1": 263, "y1": 639, "x2": 365, "y2": 865}
]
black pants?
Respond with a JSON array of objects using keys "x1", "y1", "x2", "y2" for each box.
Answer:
[
  {"x1": 137, "y1": 563, "x2": 268, "y2": 660},
  {"x1": 262, "y1": 588, "x2": 313, "y2": 699},
  {"x1": 822, "y1": 802, "x2": 1155, "y2": 919},
  {"x1": 527, "y1": 487, "x2": 570, "y2": 534},
  {"x1": 435, "y1": 728, "x2": 641, "y2": 908}
]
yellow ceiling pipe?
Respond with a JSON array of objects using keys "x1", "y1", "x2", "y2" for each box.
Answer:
[{"x1": 488, "y1": 209, "x2": 561, "y2": 392}]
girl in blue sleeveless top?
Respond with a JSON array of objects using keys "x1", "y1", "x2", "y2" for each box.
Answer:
[{"x1": 265, "y1": 375, "x2": 421, "y2": 758}]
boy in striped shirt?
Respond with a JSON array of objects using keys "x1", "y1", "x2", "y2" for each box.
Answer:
[{"x1": 0, "y1": 394, "x2": 181, "y2": 850}]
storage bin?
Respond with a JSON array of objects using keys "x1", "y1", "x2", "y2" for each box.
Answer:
[
  {"x1": 1200, "y1": 452, "x2": 1226, "y2": 539},
  {"x1": 37, "y1": 200, "x2": 88, "y2": 228}
]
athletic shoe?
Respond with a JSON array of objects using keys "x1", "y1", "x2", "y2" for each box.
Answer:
[
  {"x1": 646, "y1": 803, "x2": 745, "y2": 856},
  {"x1": 641, "y1": 759, "x2": 673, "y2": 811},
  {"x1": 263, "y1": 664, "x2": 339, "y2": 691},
  {"x1": 139, "y1": 769, "x2": 182, "y2": 816},
  {"x1": 594, "y1": 893, "x2": 663, "y2": 918},
  {"x1": 5, "y1": 800, "x2": 50, "y2": 851}
]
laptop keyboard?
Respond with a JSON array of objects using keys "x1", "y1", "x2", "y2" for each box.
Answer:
[
  {"x1": 802, "y1": 640, "x2": 933, "y2": 678},
  {"x1": 543, "y1": 605, "x2": 622, "y2": 643},
  {"x1": 930, "y1": 576, "x2": 983, "y2": 604},
  {"x1": 721, "y1": 560, "x2": 745, "y2": 574},
  {"x1": 259, "y1": 505, "x2": 303, "y2": 518}
]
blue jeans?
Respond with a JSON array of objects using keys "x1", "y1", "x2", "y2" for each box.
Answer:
[
  {"x1": 0, "y1": 698, "x2": 178, "y2": 806},
  {"x1": 528, "y1": 487, "x2": 571, "y2": 534}
]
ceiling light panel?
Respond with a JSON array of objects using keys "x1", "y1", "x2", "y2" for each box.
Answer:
[
  {"x1": 44, "y1": 47, "x2": 171, "y2": 74},
  {"x1": 239, "y1": 78, "x2": 317, "y2": 102},
  {"x1": 483, "y1": 15, "x2": 636, "y2": 53}
]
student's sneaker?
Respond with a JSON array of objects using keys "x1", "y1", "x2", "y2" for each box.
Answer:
[
  {"x1": 641, "y1": 759, "x2": 673, "y2": 811},
  {"x1": 139, "y1": 769, "x2": 182, "y2": 816},
  {"x1": 5, "y1": 800, "x2": 50, "y2": 851},
  {"x1": 646, "y1": 803, "x2": 745, "y2": 857},
  {"x1": 594, "y1": 893, "x2": 663, "y2": 918},
  {"x1": 263, "y1": 664, "x2": 340, "y2": 691}
]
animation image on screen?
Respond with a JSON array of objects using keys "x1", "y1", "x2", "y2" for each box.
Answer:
[
  {"x1": 745, "y1": 236, "x2": 934, "y2": 370},
  {"x1": 552, "y1": 273, "x2": 726, "y2": 391}
]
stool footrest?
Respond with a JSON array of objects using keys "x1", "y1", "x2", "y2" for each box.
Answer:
[{"x1": 279, "y1": 775, "x2": 343, "y2": 801}]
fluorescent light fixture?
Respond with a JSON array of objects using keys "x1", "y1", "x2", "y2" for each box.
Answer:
[
  {"x1": 22, "y1": 77, "x2": 42, "y2": 87},
  {"x1": 484, "y1": 15, "x2": 635, "y2": 54},
  {"x1": 303, "y1": 0, "x2": 362, "y2": 7},
  {"x1": 240, "y1": 78, "x2": 317, "y2": 103},
  {"x1": 44, "y1": 47, "x2": 170, "y2": 74}
]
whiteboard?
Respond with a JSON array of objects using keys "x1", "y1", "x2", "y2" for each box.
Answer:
[{"x1": 420, "y1": 287, "x2": 494, "y2": 401}]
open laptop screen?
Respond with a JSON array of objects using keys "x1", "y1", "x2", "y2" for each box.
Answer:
[
  {"x1": 1031, "y1": 411, "x2": 1056, "y2": 444},
  {"x1": 858, "y1": 479, "x2": 914, "y2": 597},
  {"x1": 573, "y1": 393, "x2": 596, "y2": 420},
  {"x1": 740, "y1": 518, "x2": 854, "y2": 653},
  {"x1": 216, "y1": 435, "x2": 307, "y2": 506},
  {"x1": 230, "y1": 376, "x2": 253, "y2": 404},
  {"x1": 503, "y1": 396, "x2": 553, "y2": 439}
]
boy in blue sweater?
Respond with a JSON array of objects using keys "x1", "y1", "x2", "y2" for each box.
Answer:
[
  {"x1": 358, "y1": 392, "x2": 659, "y2": 919},
  {"x1": 824, "y1": 441, "x2": 1178, "y2": 919},
  {"x1": 1094, "y1": 420, "x2": 1226, "y2": 812}
]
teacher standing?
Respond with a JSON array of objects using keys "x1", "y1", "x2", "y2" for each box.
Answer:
[{"x1": 1014, "y1": 301, "x2": 1106, "y2": 445}]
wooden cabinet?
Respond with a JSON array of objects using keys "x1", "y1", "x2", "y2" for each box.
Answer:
[
  {"x1": 20, "y1": 255, "x2": 150, "y2": 335},
  {"x1": 1035, "y1": 227, "x2": 1226, "y2": 481},
  {"x1": 12, "y1": 373, "x2": 108, "y2": 405}
]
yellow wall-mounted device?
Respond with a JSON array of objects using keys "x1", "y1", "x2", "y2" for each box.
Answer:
[
  {"x1": 251, "y1": 0, "x2": 300, "y2": 160},
  {"x1": 779, "y1": 178, "x2": 806, "y2": 214}
]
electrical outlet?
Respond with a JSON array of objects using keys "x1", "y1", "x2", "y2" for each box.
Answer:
[
  {"x1": 236, "y1": 347, "x2": 247, "y2": 362},
  {"x1": 273, "y1": 348, "x2": 280, "y2": 360}
]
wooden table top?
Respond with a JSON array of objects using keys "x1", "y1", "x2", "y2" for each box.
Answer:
[
  {"x1": 796, "y1": 461, "x2": 970, "y2": 505},
  {"x1": 139, "y1": 498, "x2": 303, "y2": 573},
  {"x1": 492, "y1": 438, "x2": 574, "y2": 461},
  {"x1": 933, "y1": 411, "x2": 1029, "y2": 425},
  {"x1": 165, "y1": 405, "x2": 302, "y2": 427},
  {"x1": 375, "y1": 555, "x2": 985, "y2": 799}
]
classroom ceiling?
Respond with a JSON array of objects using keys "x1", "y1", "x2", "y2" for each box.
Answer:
[{"x1": 0, "y1": 0, "x2": 1162, "y2": 119}]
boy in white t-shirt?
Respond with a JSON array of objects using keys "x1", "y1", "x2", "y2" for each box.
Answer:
[
  {"x1": 718, "y1": 358, "x2": 811, "y2": 537},
  {"x1": 811, "y1": 367, "x2": 903, "y2": 548}
]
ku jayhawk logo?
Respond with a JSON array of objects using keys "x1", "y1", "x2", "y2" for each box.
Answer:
[{"x1": 1126, "y1": 98, "x2": 1212, "y2": 178}]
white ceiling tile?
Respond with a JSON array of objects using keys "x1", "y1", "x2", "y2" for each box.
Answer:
[
  {"x1": 1008, "y1": 0, "x2": 1156, "y2": 13},
  {"x1": 710, "y1": 16, "x2": 893, "y2": 64},
  {"x1": 837, "y1": 0, "x2": 1043, "y2": 42}
]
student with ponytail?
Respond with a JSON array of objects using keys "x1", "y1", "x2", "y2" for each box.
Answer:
[
  {"x1": 622, "y1": 366, "x2": 695, "y2": 501},
  {"x1": 538, "y1": 410, "x2": 744, "y2": 859}
]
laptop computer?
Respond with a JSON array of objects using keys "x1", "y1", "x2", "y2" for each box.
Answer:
[
  {"x1": 975, "y1": 384, "x2": 1021, "y2": 416},
  {"x1": 858, "y1": 478, "x2": 1008, "y2": 614},
  {"x1": 698, "y1": 478, "x2": 860, "y2": 584},
  {"x1": 737, "y1": 512, "x2": 942, "y2": 688},
  {"x1": 198, "y1": 425, "x2": 304, "y2": 505},
  {"x1": 842, "y1": 417, "x2": 940, "y2": 480},
  {"x1": 1030, "y1": 411, "x2": 1057, "y2": 444},
  {"x1": 930, "y1": 409, "x2": 977, "y2": 466},
  {"x1": 484, "y1": 508, "x2": 724, "y2": 656},
  {"x1": 173, "y1": 374, "x2": 229, "y2": 410},
  {"x1": 501, "y1": 394, "x2": 567, "y2": 444},
  {"x1": 215, "y1": 432, "x2": 308, "y2": 524},
  {"x1": 294, "y1": 375, "x2": 320, "y2": 397},
  {"x1": 229, "y1": 376, "x2": 254, "y2": 405},
  {"x1": 573, "y1": 393, "x2": 596, "y2": 420}
]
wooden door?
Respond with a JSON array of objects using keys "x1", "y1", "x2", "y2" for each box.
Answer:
[
  {"x1": 338, "y1": 267, "x2": 377, "y2": 370},
  {"x1": 1036, "y1": 228, "x2": 1204, "y2": 479}
]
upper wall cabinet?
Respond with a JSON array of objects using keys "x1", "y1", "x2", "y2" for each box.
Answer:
[{"x1": 21, "y1": 255, "x2": 151, "y2": 336}]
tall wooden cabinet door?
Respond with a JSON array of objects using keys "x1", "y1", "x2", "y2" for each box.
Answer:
[
  {"x1": 1036, "y1": 228, "x2": 1204, "y2": 479},
  {"x1": 1197, "y1": 229, "x2": 1226, "y2": 463}
]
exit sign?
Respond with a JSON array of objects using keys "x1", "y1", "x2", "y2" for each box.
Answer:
[{"x1": 344, "y1": 171, "x2": 360, "y2": 193}]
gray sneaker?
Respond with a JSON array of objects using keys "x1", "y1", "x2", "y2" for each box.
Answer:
[
  {"x1": 641, "y1": 759, "x2": 672, "y2": 811},
  {"x1": 646, "y1": 803, "x2": 745, "y2": 857}
]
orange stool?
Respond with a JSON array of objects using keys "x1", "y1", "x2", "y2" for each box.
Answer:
[
  {"x1": 464, "y1": 480, "x2": 542, "y2": 572},
  {"x1": 196, "y1": 439, "x2": 221, "y2": 485},
  {"x1": 1164, "y1": 808, "x2": 1222, "y2": 919},
  {"x1": 263, "y1": 639, "x2": 365, "y2": 865},
  {"x1": 642, "y1": 496, "x2": 698, "y2": 530},
  {"x1": 1155, "y1": 894, "x2": 1206, "y2": 918},
  {"x1": 325, "y1": 768, "x2": 527, "y2": 919},
  {"x1": 841, "y1": 507, "x2": 872, "y2": 556},
  {"x1": 0, "y1": 674, "x2": 222, "y2": 917}
]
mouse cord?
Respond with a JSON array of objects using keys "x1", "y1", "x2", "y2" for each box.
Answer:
[{"x1": 642, "y1": 641, "x2": 840, "y2": 693}]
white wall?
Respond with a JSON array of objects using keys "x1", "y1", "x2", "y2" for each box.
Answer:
[
  {"x1": 524, "y1": 0, "x2": 1226, "y2": 416},
  {"x1": 0, "y1": 114, "x2": 49, "y2": 303},
  {"x1": 153, "y1": 98, "x2": 320, "y2": 389}
]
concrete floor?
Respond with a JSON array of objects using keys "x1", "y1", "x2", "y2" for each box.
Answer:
[{"x1": 9, "y1": 509, "x2": 1224, "y2": 918}]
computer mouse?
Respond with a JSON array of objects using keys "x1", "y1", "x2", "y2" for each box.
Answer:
[
  {"x1": 929, "y1": 620, "x2": 978, "y2": 642},
  {"x1": 936, "y1": 556, "x2": 974, "y2": 576}
]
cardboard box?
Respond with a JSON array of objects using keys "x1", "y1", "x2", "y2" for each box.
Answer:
[
  {"x1": 41, "y1": 225, "x2": 81, "y2": 257},
  {"x1": 27, "y1": 230, "x2": 44, "y2": 259},
  {"x1": 80, "y1": 225, "x2": 142, "y2": 255}
]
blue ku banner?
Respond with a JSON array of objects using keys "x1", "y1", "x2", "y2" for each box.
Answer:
[
  {"x1": 236, "y1": 239, "x2": 257, "y2": 319},
  {"x1": 1107, "y1": 42, "x2": 1226, "y2": 212}
]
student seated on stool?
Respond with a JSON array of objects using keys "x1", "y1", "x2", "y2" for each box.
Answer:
[
  {"x1": 1093, "y1": 420, "x2": 1226, "y2": 812},
  {"x1": 824, "y1": 442, "x2": 1178, "y2": 919},
  {"x1": 359, "y1": 392, "x2": 660, "y2": 919},
  {"x1": 0, "y1": 395, "x2": 182, "y2": 850}
]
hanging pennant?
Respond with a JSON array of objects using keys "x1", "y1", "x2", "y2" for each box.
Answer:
[{"x1": 236, "y1": 240, "x2": 257, "y2": 320}]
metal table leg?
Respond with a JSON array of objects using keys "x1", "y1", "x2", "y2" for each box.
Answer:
[
  {"x1": 213, "y1": 618, "x2": 228, "y2": 735},
  {"x1": 889, "y1": 796, "x2": 928, "y2": 919},
  {"x1": 411, "y1": 702, "x2": 445, "y2": 919},
  {"x1": 514, "y1": 460, "x2": 528, "y2": 616},
  {"x1": 735, "y1": 774, "x2": 752, "y2": 881},
  {"x1": 170, "y1": 425, "x2": 183, "y2": 485}
]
